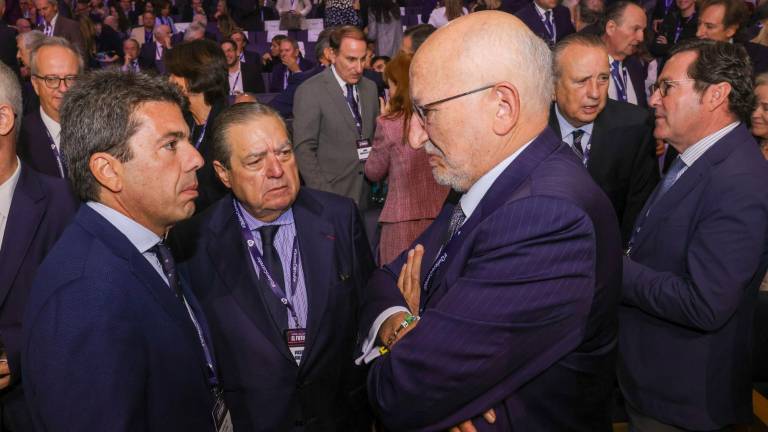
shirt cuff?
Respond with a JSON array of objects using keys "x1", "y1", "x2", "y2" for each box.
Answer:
[{"x1": 355, "y1": 306, "x2": 410, "y2": 365}]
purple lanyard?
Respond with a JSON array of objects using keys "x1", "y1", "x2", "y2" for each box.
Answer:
[
  {"x1": 233, "y1": 199, "x2": 302, "y2": 328},
  {"x1": 611, "y1": 62, "x2": 629, "y2": 100},
  {"x1": 43, "y1": 127, "x2": 65, "y2": 178},
  {"x1": 230, "y1": 71, "x2": 241, "y2": 95},
  {"x1": 181, "y1": 296, "x2": 220, "y2": 388}
]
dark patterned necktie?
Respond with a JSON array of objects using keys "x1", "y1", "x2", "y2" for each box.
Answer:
[{"x1": 152, "y1": 241, "x2": 182, "y2": 298}]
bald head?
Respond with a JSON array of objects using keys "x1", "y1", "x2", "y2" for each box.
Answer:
[
  {"x1": 412, "y1": 11, "x2": 552, "y2": 125},
  {"x1": 408, "y1": 12, "x2": 553, "y2": 192}
]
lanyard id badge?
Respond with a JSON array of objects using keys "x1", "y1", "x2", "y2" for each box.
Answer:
[
  {"x1": 356, "y1": 139, "x2": 372, "y2": 161},
  {"x1": 212, "y1": 389, "x2": 233, "y2": 432},
  {"x1": 285, "y1": 328, "x2": 306, "y2": 365}
]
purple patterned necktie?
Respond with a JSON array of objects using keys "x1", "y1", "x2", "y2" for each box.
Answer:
[{"x1": 543, "y1": 10, "x2": 555, "y2": 43}]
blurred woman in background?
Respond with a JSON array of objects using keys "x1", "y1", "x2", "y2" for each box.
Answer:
[{"x1": 364, "y1": 53, "x2": 450, "y2": 265}]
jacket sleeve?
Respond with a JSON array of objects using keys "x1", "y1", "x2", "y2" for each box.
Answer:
[
  {"x1": 367, "y1": 196, "x2": 598, "y2": 430},
  {"x1": 623, "y1": 172, "x2": 768, "y2": 331}
]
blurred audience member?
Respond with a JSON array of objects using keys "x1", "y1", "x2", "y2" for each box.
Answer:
[
  {"x1": 129, "y1": 10, "x2": 154, "y2": 46},
  {"x1": 364, "y1": 53, "x2": 449, "y2": 264},
  {"x1": 400, "y1": 23, "x2": 435, "y2": 54},
  {"x1": 696, "y1": 0, "x2": 768, "y2": 75},
  {"x1": 262, "y1": 33, "x2": 286, "y2": 72},
  {"x1": 515, "y1": 0, "x2": 575, "y2": 47},
  {"x1": 269, "y1": 37, "x2": 313, "y2": 92},
  {"x1": 221, "y1": 38, "x2": 264, "y2": 94},
  {"x1": 428, "y1": 0, "x2": 467, "y2": 28},
  {"x1": 370, "y1": 54, "x2": 389, "y2": 72},
  {"x1": 368, "y1": 0, "x2": 402, "y2": 57},
  {"x1": 753, "y1": 72, "x2": 768, "y2": 158},
  {"x1": 650, "y1": 0, "x2": 697, "y2": 59},
  {"x1": 599, "y1": 1, "x2": 649, "y2": 107}
]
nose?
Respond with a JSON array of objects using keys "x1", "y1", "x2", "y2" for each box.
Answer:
[
  {"x1": 649, "y1": 86, "x2": 662, "y2": 108},
  {"x1": 58, "y1": 79, "x2": 70, "y2": 91},
  {"x1": 408, "y1": 112, "x2": 429, "y2": 149},
  {"x1": 586, "y1": 79, "x2": 599, "y2": 99},
  {"x1": 264, "y1": 152, "x2": 284, "y2": 178},
  {"x1": 184, "y1": 141, "x2": 204, "y2": 172},
  {"x1": 696, "y1": 24, "x2": 705, "y2": 39}
]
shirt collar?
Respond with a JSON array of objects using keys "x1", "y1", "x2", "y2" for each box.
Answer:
[
  {"x1": 554, "y1": 104, "x2": 594, "y2": 139},
  {"x1": 238, "y1": 201, "x2": 295, "y2": 231},
  {"x1": 460, "y1": 138, "x2": 535, "y2": 219},
  {"x1": 39, "y1": 106, "x2": 61, "y2": 142},
  {"x1": 48, "y1": 13, "x2": 58, "y2": 27},
  {"x1": 86, "y1": 201, "x2": 163, "y2": 254},
  {"x1": 534, "y1": 1, "x2": 551, "y2": 15},
  {"x1": 0, "y1": 157, "x2": 22, "y2": 220},
  {"x1": 678, "y1": 121, "x2": 740, "y2": 167},
  {"x1": 331, "y1": 64, "x2": 354, "y2": 95},
  {"x1": 608, "y1": 55, "x2": 622, "y2": 68}
]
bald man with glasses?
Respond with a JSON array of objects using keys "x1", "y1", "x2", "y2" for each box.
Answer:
[{"x1": 18, "y1": 37, "x2": 82, "y2": 179}]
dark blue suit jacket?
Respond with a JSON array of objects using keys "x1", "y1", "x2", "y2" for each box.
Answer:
[
  {"x1": 175, "y1": 188, "x2": 374, "y2": 431},
  {"x1": 17, "y1": 110, "x2": 63, "y2": 179},
  {"x1": 22, "y1": 205, "x2": 219, "y2": 431},
  {"x1": 269, "y1": 57, "x2": 315, "y2": 93},
  {"x1": 0, "y1": 163, "x2": 76, "y2": 431},
  {"x1": 269, "y1": 65, "x2": 325, "y2": 118},
  {"x1": 619, "y1": 124, "x2": 768, "y2": 430},
  {"x1": 362, "y1": 128, "x2": 622, "y2": 431},
  {"x1": 515, "y1": 2, "x2": 575, "y2": 46}
]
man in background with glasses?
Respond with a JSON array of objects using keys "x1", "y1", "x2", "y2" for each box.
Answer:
[
  {"x1": 357, "y1": 11, "x2": 622, "y2": 431},
  {"x1": 17, "y1": 36, "x2": 81, "y2": 179},
  {"x1": 619, "y1": 39, "x2": 768, "y2": 431}
]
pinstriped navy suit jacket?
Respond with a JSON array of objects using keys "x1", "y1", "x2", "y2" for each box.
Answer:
[{"x1": 362, "y1": 128, "x2": 622, "y2": 431}]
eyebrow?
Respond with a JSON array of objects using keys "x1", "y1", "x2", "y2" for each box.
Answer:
[{"x1": 157, "y1": 131, "x2": 186, "y2": 142}]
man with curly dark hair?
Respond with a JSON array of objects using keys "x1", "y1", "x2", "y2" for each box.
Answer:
[{"x1": 619, "y1": 38, "x2": 768, "y2": 431}]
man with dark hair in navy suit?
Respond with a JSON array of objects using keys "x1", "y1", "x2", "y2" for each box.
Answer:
[
  {"x1": 598, "y1": 1, "x2": 649, "y2": 107},
  {"x1": 515, "y1": 0, "x2": 575, "y2": 47},
  {"x1": 173, "y1": 102, "x2": 374, "y2": 430},
  {"x1": 0, "y1": 61, "x2": 75, "y2": 432},
  {"x1": 620, "y1": 39, "x2": 768, "y2": 431},
  {"x1": 23, "y1": 69, "x2": 230, "y2": 431},
  {"x1": 358, "y1": 11, "x2": 621, "y2": 431}
]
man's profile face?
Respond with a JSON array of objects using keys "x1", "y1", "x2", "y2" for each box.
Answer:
[
  {"x1": 118, "y1": 101, "x2": 203, "y2": 234},
  {"x1": 554, "y1": 44, "x2": 610, "y2": 127},
  {"x1": 331, "y1": 37, "x2": 366, "y2": 85},
  {"x1": 696, "y1": 5, "x2": 736, "y2": 41},
  {"x1": 31, "y1": 45, "x2": 80, "y2": 118},
  {"x1": 221, "y1": 42, "x2": 238, "y2": 67},
  {"x1": 215, "y1": 115, "x2": 300, "y2": 222},
  {"x1": 649, "y1": 51, "x2": 703, "y2": 148},
  {"x1": 279, "y1": 40, "x2": 298, "y2": 62},
  {"x1": 34, "y1": 0, "x2": 57, "y2": 22},
  {"x1": 605, "y1": 4, "x2": 646, "y2": 59}
]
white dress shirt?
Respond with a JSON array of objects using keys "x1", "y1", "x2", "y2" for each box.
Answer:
[
  {"x1": 356, "y1": 137, "x2": 535, "y2": 365},
  {"x1": 608, "y1": 55, "x2": 639, "y2": 105},
  {"x1": 0, "y1": 158, "x2": 22, "y2": 251},
  {"x1": 229, "y1": 64, "x2": 244, "y2": 95},
  {"x1": 671, "y1": 121, "x2": 740, "y2": 182},
  {"x1": 39, "y1": 107, "x2": 61, "y2": 151},
  {"x1": 554, "y1": 104, "x2": 594, "y2": 152}
]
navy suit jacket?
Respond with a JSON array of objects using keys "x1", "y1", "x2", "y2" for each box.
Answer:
[
  {"x1": 240, "y1": 61, "x2": 265, "y2": 94},
  {"x1": 269, "y1": 57, "x2": 315, "y2": 93},
  {"x1": 269, "y1": 64, "x2": 324, "y2": 119},
  {"x1": 174, "y1": 189, "x2": 374, "y2": 431},
  {"x1": 22, "y1": 205, "x2": 219, "y2": 431},
  {"x1": 549, "y1": 100, "x2": 659, "y2": 245},
  {"x1": 362, "y1": 128, "x2": 622, "y2": 431},
  {"x1": 0, "y1": 163, "x2": 76, "y2": 431},
  {"x1": 515, "y1": 2, "x2": 575, "y2": 46},
  {"x1": 17, "y1": 110, "x2": 63, "y2": 179},
  {"x1": 623, "y1": 56, "x2": 648, "y2": 109},
  {"x1": 744, "y1": 41, "x2": 768, "y2": 76},
  {"x1": 619, "y1": 124, "x2": 768, "y2": 430}
]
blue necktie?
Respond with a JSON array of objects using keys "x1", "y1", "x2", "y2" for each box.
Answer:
[
  {"x1": 152, "y1": 242, "x2": 182, "y2": 298},
  {"x1": 572, "y1": 129, "x2": 588, "y2": 165},
  {"x1": 258, "y1": 225, "x2": 289, "y2": 330},
  {"x1": 611, "y1": 60, "x2": 627, "y2": 102},
  {"x1": 543, "y1": 10, "x2": 555, "y2": 43},
  {"x1": 345, "y1": 83, "x2": 363, "y2": 135}
]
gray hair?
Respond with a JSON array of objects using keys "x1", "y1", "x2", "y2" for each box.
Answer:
[
  {"x1": 210, "y1": 102, "x2": 287, "y2": 168},
  {"x1": 0, "y1": 62, "x2": 23, "y2": 139},
  {"x1": 59, "y1": 69, "x2": 188, "y2": 202},
  {"x1": 184, "y1": 22, "x2": 205, "y2": 41},
  {"x1": 552, "y1": 33, "x2": 606, "y2": 79},
  {"x1": 18, "y1": 29, "x2": 45, "y2": 53},
  {"x1": 29, "y1": 36, "x2": 84, "y2": 75}
]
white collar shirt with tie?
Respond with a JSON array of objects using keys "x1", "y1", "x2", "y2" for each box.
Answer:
[
  {"x1": 607, "y1": 55, "x2": 638, "y2": 105},
  {"x1": 39, "y1": 107, "x2": 61, "y2": 151},
  {"x1": 554, "y1": 104, "x2": 594, "y2": 154},
  {"x1": 43, "y1": 13, "x2": 58, "y2": 36}
]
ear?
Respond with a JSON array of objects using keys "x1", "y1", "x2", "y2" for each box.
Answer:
[
  {"x1": 705, "y1": 81, "x2": 731, "y2": 113},
  {"x1": 0, "y1": 105, "x2": 16, "y2": 137},
  {"x1": 490, "y1": 82, "x2": 520, "y2": 136},
  {"x1": 213, "y1": 160, "x2": 232, "y2": 189},
  {"x1": 89, "y1": 152, "x2": 124, "y2": 194},
  {"x1": 724, "y1": 24, "x2": 738, "y2": 39},
  {"x1": 605, "y1": 20, "x2": 616, "y2": 36},
  {"x1": 328, "y1": 48, "x2": 338, "y2": 65}
]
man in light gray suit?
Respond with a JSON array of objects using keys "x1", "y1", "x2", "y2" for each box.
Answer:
[{"x1": 293, "y1": 25, "x2": 379, "y2": 210}]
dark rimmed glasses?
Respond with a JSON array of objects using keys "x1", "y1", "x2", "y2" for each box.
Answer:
[
  {"x1": 648, "y1": 79, "x2": 696, "y2": 97},
  {"x1": 412, "y1": 84, "x2": 497, "y2": 126},
  {"x1": 33, "y1": 74, "x2": 78, "y2": 89}
]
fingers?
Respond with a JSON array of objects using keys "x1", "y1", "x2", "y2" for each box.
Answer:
[
  {"x1": 410, "y1": 244, "x2": 424, "y2": 285},
  {"x1": 397, "y1": 262, "x2": 407, "y2": 294},
  {"x1": 457, "y1": 420, "x2": 477, "y2": 432},
  {"x1": 483, "y1": 409, "x2": 496, "y2": 424}
]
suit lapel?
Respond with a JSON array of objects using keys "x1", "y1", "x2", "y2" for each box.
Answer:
[
  {"x1": 206, "y1": 199, "x2": 295, "y2": 363},
  {"x1": 322, "y1": 68, "x2": 359, "y2": 133},
  {"x1": 0, "y1": 164, "x2": 45, "y2": 307},
  {"x1": 291, "y1": 191, "x2": 335, "y2": 369}
]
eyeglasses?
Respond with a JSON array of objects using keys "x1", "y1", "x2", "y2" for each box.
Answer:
[
  {"x1": 412, "y1": 84, "x2": 496, "y2": 126},
  {"x1": 648, "y1": 79, "x2": 696, "y2": 97},
  {"x1": 33, "y1": 74, "x2": 78, "y2": 89}
]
